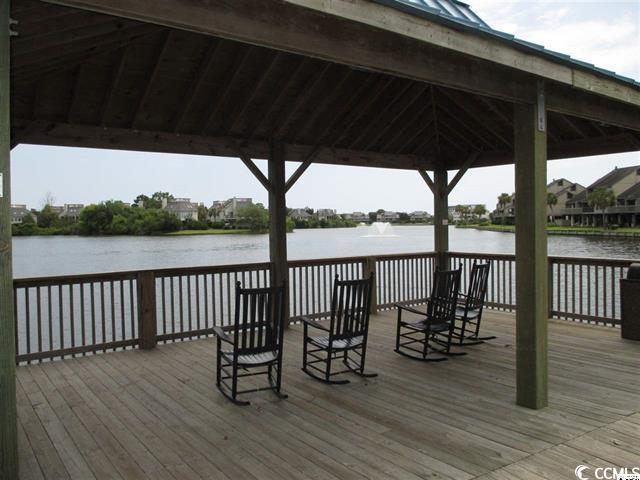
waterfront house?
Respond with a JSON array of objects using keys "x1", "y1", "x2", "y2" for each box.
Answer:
[
  {"x1": 221, "y1": 197, "x2": 253, "y2": 220},
  {"x1": 59, "y1": 203, "x2": 84, "y2": 221},
  {"x1": 289, "y1": 208, "x2": 313, "y2": 221},
  {"x1": 546, "y1": 179, "x2": 585, "y2": 225},
  {"x1": 316, "y1": 208, "x2": 338, "y2": 220},
  {"x1": 377, "y1": 210, "x2": 400, "y2": 222},
  {"x1": 3, "y1": 0, "x2": 640, "y2": 478},
  {"x1": 162, "y1": 197, "x2": 199, "y2": 221},
  {"x1": 9, "y1": 204, "x2": 31, "y2": 224},
  {"x1": 409, "y1": 210, "x2": 431, "y2": 222},
  {"x1": 566, "y1": 165, "x2": 640, "y2": 226},
  {"x1": 341, "y1": 211, "x2": 369, "y2": 222}
]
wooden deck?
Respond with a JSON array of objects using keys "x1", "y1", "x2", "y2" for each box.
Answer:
[{"x1": 16, "y1": 310, "x2": 640, "y2": 480}]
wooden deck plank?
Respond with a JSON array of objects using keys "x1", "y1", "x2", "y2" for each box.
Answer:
[{"x1": 16, "y1": 311, "x2": 640, "y2": 480}]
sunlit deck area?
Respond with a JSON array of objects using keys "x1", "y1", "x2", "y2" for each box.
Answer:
[{"x1": 16, "y1": 310, "x2": 640, "y2": 480}]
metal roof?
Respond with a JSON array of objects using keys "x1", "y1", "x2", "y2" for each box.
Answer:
[{"x1": 373, "y1": 0, "x2": 640, "y2": 88}]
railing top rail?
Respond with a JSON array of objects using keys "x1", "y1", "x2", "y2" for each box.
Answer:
[
  {"x1": 449, "y1": 251, "x2": 639, "y2": 267},
  {"x1": 14, "y1": 250, "x2": 637, "y2": 288}
]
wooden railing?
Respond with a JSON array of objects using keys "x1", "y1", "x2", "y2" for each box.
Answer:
[
  {"x1": 448, "y1": 252, "x2": 634, "y2": 326},
  {"x1": 13, "y1": 251, "x2": 633, "y2": 363}
]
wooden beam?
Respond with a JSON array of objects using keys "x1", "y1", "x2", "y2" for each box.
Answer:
[
  {"x1": 226, "y1": 51, "x2": 282, "y2": 134},
  {"x1": 284, "y1": 145, "x2": 321, "y2": 193},
  {"x1": 15, "y1": 121, "x2": 431, "y2": 170},
  {"x1": 270, "y1": 62, "x2": 331, "y2": 139},
  {"x1": 0, "y1": 0, "x2": 18, "y2": 476},
  {"x1": 100, "y1": 46, "x2": 127, "y2": 126},
  {"x1": 347, "y1": 79, "x2": 413, "y2": 149},
  {"x1": 199, "y1": 45, "x2": 253, "y2": 135},
  {"x1": 514, "y1": 82, "x2": 548, "y2": 410},
  {"x1": 39, "y1": 0, "x2": 540, "y2": 104},
  {"x1": 173, "y1": 38, "x2": 220, "y2": 133},
  {"x1": 433, "y1": 169, "x2": 449, "y2": 271},
  {"x1": 233, "y1": 146, "x2": 273, "y2": 193},
  {"x1": 446, "y1": 153, "x2": 477, "y2": 195},
  {"x1": 132, "y1": 30, "x2": 172, "y2": 130},
  {"x1": 418, "y1": 169, "x2": 435, "y2": 194},
  {"x1": 268, "y1": 141, "x2": 289, "y2": 321},
  {"x1": 66, "y1": 63, "x2": 84, "y2": 123}
]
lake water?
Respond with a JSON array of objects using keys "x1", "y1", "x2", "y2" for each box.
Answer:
[{"x1": 13, "y1": 225, "x2": 640, "y2": 278}]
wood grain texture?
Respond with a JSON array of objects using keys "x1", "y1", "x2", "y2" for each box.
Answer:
[
  {"x1": 1, "y1": 0, "x2": 18, "y2": 477},
  {"x1": 14, "y1": 310, "x2": 640, "y2": 479}
]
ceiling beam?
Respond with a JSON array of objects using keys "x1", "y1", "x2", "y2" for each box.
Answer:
[
  {"x1": 38, "y1": 0, "x2": 537, "y2": 104},
  {"x1": 15, "y1": 120, "x2": 430, "y2": 170}
]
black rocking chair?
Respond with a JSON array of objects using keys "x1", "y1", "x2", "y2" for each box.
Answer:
[
  {"x1": 213, "y1": 282, "x2": 287, "y2": 406},
  {"x1": 394, "y1": 266, "x2": 463, "y2": 361},
  {"x1": 453, "y1": 262, "x2": 494, "y2": 345},
  {"x1": 302, "y1": 274, "x2": 377, "y2": 384}
]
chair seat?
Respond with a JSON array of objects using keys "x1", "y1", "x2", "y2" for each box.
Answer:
[
  {"x1": 455, "y1": 307, "x2": 480, "y2": 319},
  {"x1": 221, "y1": 350, "x2": 278, "y2": 366},
  {"x1": 308, "y1": 335, "x2": 364, "y2": 350},
  {"x1": 401, "y1": 319, "x2": 450, "y2": 332}
]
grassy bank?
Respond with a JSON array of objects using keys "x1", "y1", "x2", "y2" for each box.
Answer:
[
  {"x1": 164, "y1": 229, "x2": 253, "y2": 236},
  {"x1": 457, "y1": 224, "x2": 640, "y2": 237}
]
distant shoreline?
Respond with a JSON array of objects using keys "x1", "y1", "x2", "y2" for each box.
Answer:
[{"x1": 457, "y1": 224, "x2": 640, "y2": 238}]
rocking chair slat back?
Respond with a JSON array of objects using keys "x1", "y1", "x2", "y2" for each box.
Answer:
[
  {"x1": 233, "y1": 283, "x2": 285, "y2": 355},
  {"x1": 330, "y1": 275, "x2": 373, "y2": 340},
  {"x1": 466, "y1": 262, "x2": 491, "y2": 310},
  {"x1": 427, "y1": 267, "x2": 462, "y2": 324}
]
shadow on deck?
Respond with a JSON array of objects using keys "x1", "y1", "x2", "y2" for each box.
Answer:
[{"x1": 16, "y1": 310, "x2": 640, "y2": 479}]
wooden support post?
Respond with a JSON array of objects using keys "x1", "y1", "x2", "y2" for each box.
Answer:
[
  {"x1": 0, "y1": 1, "x2": 18, "y2": 477},
  {"x1": 514, "y1": 83, "x2": 548, "y2": 410},
  {"x1": 137, "y1": 271, "x2": 157, "y2": 350},
  {"x1": 433, "y1": 169, "x2": 449, "y2": 271},
  {"x1": 364, "y1": 256, "x2": 377, "y2": 314},
  {"x1": 268, "y1": 141, "x2": 289, "y2": 321}
]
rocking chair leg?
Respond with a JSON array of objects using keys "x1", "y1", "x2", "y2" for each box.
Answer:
[
  {"x1": 269, "y1": 364, "x2": 288, "y2": 400},
  {"x1": 343, "y1": 351, "x2": 377, "y2": 378}
]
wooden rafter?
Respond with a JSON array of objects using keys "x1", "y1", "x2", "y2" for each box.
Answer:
[
  {"x1": 334, "y1": 75, "x2": 396, "y2": 146},
  {"x1": 437, "y1": 87, "x2": 512, "y2": 150},
  {"x1": 173, "y1": 38, "x2": 220, "y2": 133},
  {"x1": 226, "y1": 51, "x2": 282, "y2": 134},
  {"x1": 132, "y1": 30, "x2": 172, "y2": 130},
  {"x1": 292, "y1": 68, "x2": 354, "y2": 143},
  {"x1": 249, "y1": 57, "x2": 310, "y2": 137},
  {"x1": 66, "y1": 63, "x2": 84, "y2": 124},
  {"x1": 363, "y1": 84, "x2": 428, "y2": 151},
  {"x1": 435, "y1": 103, "x2": 495, "y2": 151},
  {"x1": 429, "y1": 85, "x2": 442, "y2": 160},
  {"x1": 381, "y1": 104, "x2": 432, "y2": 153},
  {"x1": 400, "y1": 120, "x2": 436, "y2": 154},
  {"x1": 270, "y1": 62, "x2": 332, "y2": 139},
  {"x1": 100, "y1": 46, "x2": 128, "y2": 126},
  {"x1": 199, "y1": 45, "x2": 253, "y2": 135},
  {"x1": 347, "y1": 79, "x2": 414, "y2": 149}
]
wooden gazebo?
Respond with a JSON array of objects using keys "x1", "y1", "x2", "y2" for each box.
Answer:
[{"x1": 1, "y1": 0, "x2": 639, "y2": 476}]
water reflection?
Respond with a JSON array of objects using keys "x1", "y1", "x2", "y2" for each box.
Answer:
[{"x1": 13, "y1": 225, "x2": 640, "y2": 277}]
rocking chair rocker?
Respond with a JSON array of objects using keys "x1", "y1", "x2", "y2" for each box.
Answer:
[
  {"x1": 301, "y1": 274, "x2": 376, "y2": 384},
  {"x1": 214, "y1": 282, "x2": 287, "y2": 406},
  {"x1": 394, "y1": 266, "x2": 463, "y2": 361}
]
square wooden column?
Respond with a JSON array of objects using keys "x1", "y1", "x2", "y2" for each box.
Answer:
[
  {"x1": 514, "y1": 85, "x2": 548, "y2": 409},
  {"x1": 433, "y1": 169, "x2": 449, "y2": 271},
  {"x1": 268, "y1": 141, "x2": 289, "y2": 319},
  {"x1": 0, "y1": 1, "x2": 18, "y2": 476}
]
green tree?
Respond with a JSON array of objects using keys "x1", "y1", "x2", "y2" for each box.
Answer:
[
  {"x1": 237, "y1": 203, "x2": 269, "y2": 232},
  {"x1": 398, "y1": 212, "x2": 410, "y2": 223},
  {"x1": 79, "y1": 201, "x2": 130, "y2": 235},
  {"x1": 197, "y1": 204, "x2": 209, "y2": 222},
  {"x1": 473, "y1": 204, "x2": 487, "y2": 218},
  {"x1": 547, "y1": 193, "x2": 558, "y2": 223},
  {"x1": 497, "y1": 193, "x2": 513, "y2": 225},
  {"x1": 588, "y1": 187, "x2": 616, "y2": 227},
  {"x1": 37, "y1": 205, "x2": 60, "y2": 228}
]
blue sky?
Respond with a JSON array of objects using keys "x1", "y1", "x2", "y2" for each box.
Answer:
[{"x1": 11, "y1": 0, "x2": 640, "y2": 213}]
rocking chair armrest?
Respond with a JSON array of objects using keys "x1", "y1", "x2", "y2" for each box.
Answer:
[
  {"x1": 300, "y1": 316, "x2": 330, "y2": 332},
  {"x1": 394, "y1": 304, "x2": 427, "y2": 316},
  {"x1": 213, "y1": 326, "x2": 233, "y2": 344}
]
